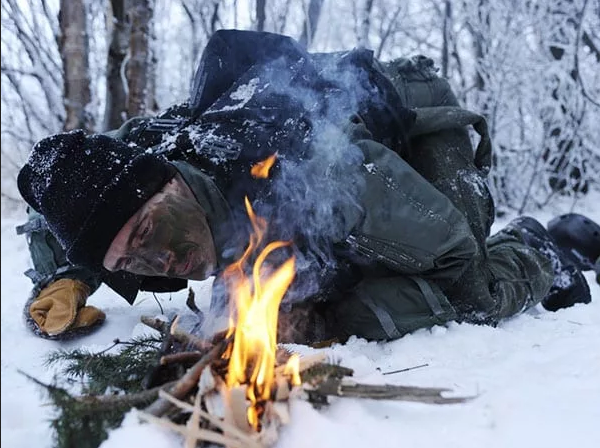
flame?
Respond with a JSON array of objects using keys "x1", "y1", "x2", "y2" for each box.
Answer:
[
  {"x1": 283, "y1": 353, "x2": 301, "y2": 386},
  {"x1": 250, "y1": 153, "x2": 277, "y2": 179},
  {"x1": 223, "y1": 196, "x2": 298, "y2": 430}
]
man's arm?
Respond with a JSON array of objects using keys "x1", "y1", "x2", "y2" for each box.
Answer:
[
  {"x1": 312, "y1": 120, "x2": 479, "y2": 342},
  {"x1": 343, "y1": 119, "x2": 478, "y2": 282}
]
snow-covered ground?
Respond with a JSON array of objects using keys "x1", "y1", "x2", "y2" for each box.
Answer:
[{"x1": 2, "y1": 200, "x2": 599, "y2": 448}]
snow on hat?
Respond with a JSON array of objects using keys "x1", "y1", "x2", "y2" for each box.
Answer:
[{"x1": 17, "y1": 130, "x2": 177, "y2": 270}]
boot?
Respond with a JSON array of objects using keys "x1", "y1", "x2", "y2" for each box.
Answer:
[
  {"x1": 547, "y1": 213, "x2": 600, "y2": 272},
  {"x1": 511, "y1": 216, "x2": 591, "y2": 311}
]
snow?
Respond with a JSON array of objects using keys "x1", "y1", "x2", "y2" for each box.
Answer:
[{"x1": 2, "y1": 201, "x2": 600, "y2": 448}]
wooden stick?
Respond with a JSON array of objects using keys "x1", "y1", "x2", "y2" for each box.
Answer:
[
  {"x1": 185, "y1": 287, "x2": 202, "y2": 315},
  {"x1": 274, "y1": 352, "x2": 327, "y2": 376},
  {"x1": 145, "y1": 337, "x2": 230, "y2": 417},
  {"x1": 382, "y1": 363, "x2": 429, "y2": 376},
  {"x1": 138, "y1": 411, "x2": 251, "y2": 448},
  {"x1": 140, "y1": 315, "x2": 213, "y2": 351},
  {"x1": 307, "y1": 378, "x2": 472, "y2": 404},
  {"x1": 74, "y1": 380, "x2": 178, "y2": 408},
  {"x1": 158, "y1": 390, "x2": 261, "y2": 447},
  {"x1": 185, "y1": 389, "x2": 202, "y2": 448},
  {"x1": 160, "y1": 351, "x2": 203, "y2": 366}
]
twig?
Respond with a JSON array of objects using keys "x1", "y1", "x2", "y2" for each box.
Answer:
[
  {"x1": 185, "y1": 287, "x2": 202, "y2": 315},
  {"x1": 152, "y1": 292, "x2": 165, "y2": 315},
  {"x1": 140, "y1": 315, "x2": 213, "y2": 351},
  {"x1": 145, "y1": 337, "x2": 231, "y2": 417},
  {"x1": 20, "y1": 369, "x2": 178, "y2": 410},
  {"x1": 140, "y1": 315, "x2": 171, "y2": 334},
  {"x1": 138, "y1": 411, "x2": 250, "y2": 448},
  {"x1": 160, "y1": 351, "x2": 203, "y2": 366},
  {"x1": 382, "y1": 363, "x2": 429, "y2": 376},
  {"x1": 75, "y1": 380, "x2": 178, "y2": 407},
  {"x1": 186, "y1": 388, "x2": 202, "y2": 448},
  {"x1": 308, "y1": 378, "x2": 473, "y2": 405},
  {"x1": 158, "y1": 390, "x2": 261, "y2": 448}
]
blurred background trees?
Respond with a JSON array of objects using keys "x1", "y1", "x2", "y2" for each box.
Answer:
[{"x1": 2, "y1": 0, "x2": 599, "y2": 214}]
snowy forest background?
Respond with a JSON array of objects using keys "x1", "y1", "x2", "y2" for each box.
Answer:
[{"x1": 1, "y1": 0, "x2": 599, "y2": 218}]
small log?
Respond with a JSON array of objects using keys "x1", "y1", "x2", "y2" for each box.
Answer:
[{"x1": 160, "y1": 351, "x2": 203, "y2": 366}]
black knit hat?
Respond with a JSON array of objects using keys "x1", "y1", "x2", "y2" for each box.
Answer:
[{"x1": 17, "y1": 130, "x2": 177, "y2": 270}]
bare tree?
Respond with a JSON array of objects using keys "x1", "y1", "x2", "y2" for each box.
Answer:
[
  {"x1": 59, "y1": 0, "x2": 94, "y2": 132},
  {"x1": 104, "y1": 0, "x2": 130, "y2": 130},
  {"x1": 126, "y1": 0, "x2": 156, "y2": 117},
  {"x1": 1, "y1": 0, "x2": 64, "y2": 207},
  {"x1": 256, "y1": 0, "x2": 267, "y2": 31},
  {"x1": 299, "y1": 0, "x2": 324, "y2": 48},
  {"x1": 441, "y1": 0, "x2": 452, "y2": 78},
  {"x1": 181, "y1": 0, "x2": 221, "y2": 68},
  {"x1": 356, "y1": 0, "x2": 373, "y2": 48}
]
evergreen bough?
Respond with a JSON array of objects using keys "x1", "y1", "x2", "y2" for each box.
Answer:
[{"x1": 25, "y1": 335, "x2": 166, "y2": 448}]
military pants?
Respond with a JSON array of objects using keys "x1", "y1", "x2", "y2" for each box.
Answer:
[{"x1": 329, "y1": 57, "x2": 554, "y2": 341}]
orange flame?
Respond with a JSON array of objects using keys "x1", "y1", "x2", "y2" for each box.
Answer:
[
  {"x1": 223, "y1": 196, "x2": 298, "y2": 430},
  {"x1": 250, "y1": 153, "x2": 277, "y2": 179}
]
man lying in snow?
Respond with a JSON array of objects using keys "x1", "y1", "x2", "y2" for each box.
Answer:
[{"x1": 16, "y1": 30, "x2": 597, "y2": 342}]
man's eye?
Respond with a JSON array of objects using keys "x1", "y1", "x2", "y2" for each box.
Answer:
[{"x1": 140, "y1": 223, "x2": 151, "y2": 240}]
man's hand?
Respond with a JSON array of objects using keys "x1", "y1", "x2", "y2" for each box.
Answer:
[{"x1": 29, "y1": 278, "x2": 105, "y2": 337}]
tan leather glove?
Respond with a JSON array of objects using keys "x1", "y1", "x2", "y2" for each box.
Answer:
[{"x1": 29, "y1": 278, "x2": 105, "y2": 336}]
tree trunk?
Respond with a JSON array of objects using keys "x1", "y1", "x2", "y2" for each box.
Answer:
[
  {"x1": 299, "y1": 0, "x2": 324, "y2": 48},
  {"x1": 441, "y1": 0, "x2": 452, "y2": 79},
  {"x1": 126, "y1": 0, "x2": 156, "y2": 118},
  {"x1": 256, "y1": 0, "x2": 266, "y2": 31},
  {"x1": 59, "y1": 0, "x2": 93, "y2": 132},
  {"x1": 356, "y1": 0, "x2": 373, "y2": 49},
  {"x1": 103, "y1": 0, "x2": 129, "y2": 131}
]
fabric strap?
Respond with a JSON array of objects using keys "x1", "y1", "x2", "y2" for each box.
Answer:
[{"x1": 362, "y1": 295, "x2": 402, "y2": 340}]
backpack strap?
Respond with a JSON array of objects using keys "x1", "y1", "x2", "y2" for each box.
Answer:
[{"x1": 409, "y1": 106, "x2": 492, "y2": 174}]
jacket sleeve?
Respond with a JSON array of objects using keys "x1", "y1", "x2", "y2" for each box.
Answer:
[{"x1": 342, "y1": 120, "x2": 478, "y2": 282}]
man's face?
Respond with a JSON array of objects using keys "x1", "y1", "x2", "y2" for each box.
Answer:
[{"x1": 103, "y1": 174, "x2": 217, "y2": 280}]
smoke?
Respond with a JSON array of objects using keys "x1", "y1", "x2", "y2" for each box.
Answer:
[{"x1": 183, "y1": 45, "x2": 405, "y2": 319}]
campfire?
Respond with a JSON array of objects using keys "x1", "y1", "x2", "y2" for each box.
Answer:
[{"x1": 134, "y1": 155, "x2": 470, "y2": 447}]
